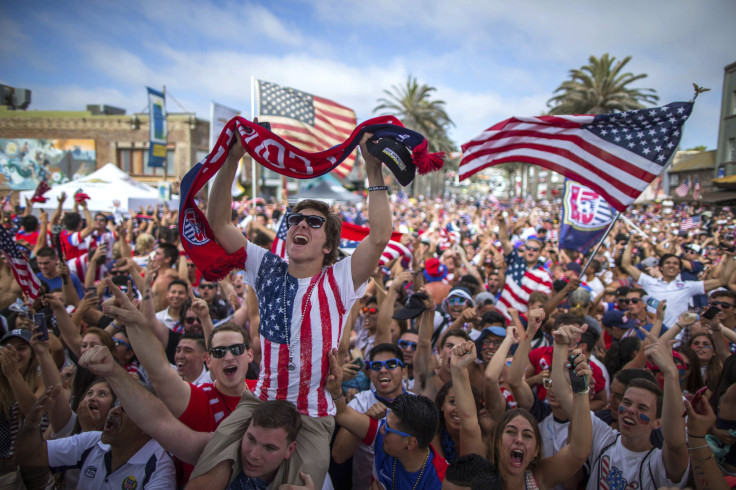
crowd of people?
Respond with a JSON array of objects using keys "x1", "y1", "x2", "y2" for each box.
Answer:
[{"x1": 1, "y1": 138, "x2": 736, "y2": 489}]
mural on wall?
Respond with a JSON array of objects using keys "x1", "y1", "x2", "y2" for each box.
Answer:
[{"x1": 0, "y1": 139, "x2": 96, "y2": 190}]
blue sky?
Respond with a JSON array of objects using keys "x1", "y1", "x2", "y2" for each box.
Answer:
[{"x1": 2, "y1": 0, "x2": 735, "y2": 152}]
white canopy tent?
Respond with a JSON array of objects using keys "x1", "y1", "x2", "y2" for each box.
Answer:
[{"x1": 19, "y1": 163, "x2": 178, "y2": 214}]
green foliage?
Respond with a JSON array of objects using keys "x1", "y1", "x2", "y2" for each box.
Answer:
[{"x1": 547, "y1": 54, "x2": 658, "y2": 115}]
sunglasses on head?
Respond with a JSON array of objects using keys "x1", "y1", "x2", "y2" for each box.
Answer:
[
  {"x1": 368, "y1": 358, "x2": 404, "y2": 371},
  {"x1": 184, "y1": 316, "x2": 201, "y2": 325},
  {"x1": 286, "y1": 213, "x2": 326, "y2": 229},
  {"x1": 209, "y1": 343, "x2": 247, "y2": 359},
  {"x1": 383, "y1": 418, "x2": 414, "y2": 439},
  {"x1": 398, "y1": 339, "x2": 417, "y2": 351},
  {"x1": 710, "y1": 301, "x2": 733, "y2": 309},
  {"x1": 617, "y1": 298, "x2": 640, "y2": 305},
  {"x1": 199, "y1": 283, "x2": 216, "y2": 289},
  {"x1": 362, "y1": 306, "x2": 378, "y2": 314},
  {"x1": 447, "y1": 297, "x2": 469, "y2": 306},
  {"x1": 113, "y1": 338, "x2": 132, "y2": 350}
]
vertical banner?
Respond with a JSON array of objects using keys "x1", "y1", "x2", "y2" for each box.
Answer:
[
  {"x1": 147, "y1": 87, "x2": 167, "y2": 168},
  {"x1": 558, "y1": 179, "x2": 615, "y2": 254}
]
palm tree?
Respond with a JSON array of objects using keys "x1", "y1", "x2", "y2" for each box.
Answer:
[
  {"x1": 547, "y1": 54, "x2": 658, "y2": 115},
  {"x1": 374, "y1": 76, "x2": 456, "y2": 194}
]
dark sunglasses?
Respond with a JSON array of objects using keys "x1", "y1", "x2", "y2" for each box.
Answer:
[
  {"x1": 110, "y1": 270, "x2": 128, "y2": 276},
  {"x1": 398, "y1": 340, "x2": 417, "y2": 351},
  {"x1": 199, "y1": 283, "x2": 216, "y2": 289},
  {"x1": 286, "y1": 213, "x2": 326, "y2": 229},
  {"x1": 368, "y1": 358, "x2": 405, "y2": 371},
  {"x1": 209, "y1": 343, "x2": 246, "y2": 358},
  {"x1": 525, "y1": 246, "x2": 540, "y2": 252},
  {"x1": 362, "y1": 306, "x2": 378, "y2": 314},
  {"x1": 184, "y1": 316, "x2": 201, "y2": 324},
  {"x1": 113, "y1": 338, "x2": 132, "y2": 350},
  {"x1": 710, "y1": 301, "x2": 733, "y2": 309},
  {"x1": 617, "y1": 298, "x2": 640, "y2": 305}
]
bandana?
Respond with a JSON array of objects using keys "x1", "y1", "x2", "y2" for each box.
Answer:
[{"x1": 180, "y1": 116, "x2": 443, "y2": 281}]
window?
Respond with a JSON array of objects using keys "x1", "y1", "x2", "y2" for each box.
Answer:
[
  {"x1": 729, "y1": 138, "x2": 736, "y2": 162},
  {"x1": 670, "y1": 174, "x2": 679, "y2": 186},
  {"x1": 116, "y1": 147, "x2": 175, "y2": 176},
  {"x1": 732, "y1": 91, "x2": 736, "y2": 115}
]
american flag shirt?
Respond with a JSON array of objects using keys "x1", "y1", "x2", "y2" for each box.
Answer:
[
  {"x1": 495, "y1": 248, "x2": 552, "y2": 320},
  {"x1": 244, "y1": 241, "x2": 366, "y2": 417}
]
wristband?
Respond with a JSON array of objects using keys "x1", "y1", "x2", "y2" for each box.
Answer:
[
  {"x1": 367, "y1": 186, "x2": 389, "y2": 192},
  {"x1": 332, "y1": 393, "x2": 344, "y2": 402},
  {"x1": 687, "y1": 432, "x2": 707, "y2": 439},
  {"x1": 573, "y1": 387, "x2": 590, "y2": 395}
]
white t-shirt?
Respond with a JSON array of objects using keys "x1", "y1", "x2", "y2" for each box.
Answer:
[
  {"x1": 637, "y1": 273, "x2": 704, "y2": 328},
  {"x1": 47, "y1": 431, "x2": 175, "y2": 489},
  {"x1": 586, "y1": 426, "x2": 688, "y2": 490}
]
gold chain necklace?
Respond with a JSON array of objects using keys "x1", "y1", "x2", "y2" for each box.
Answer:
[{"x1": 392, "y1": 448, "x2": 430, "y2": 490}]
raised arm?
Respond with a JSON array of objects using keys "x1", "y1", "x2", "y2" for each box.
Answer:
[
  {"x1": 375, "y1": 271, "x2": 411, "y2": 345},
  {"x1": 483, "y1": 326, "x2": 519, "y2": 422},
  {"x1": 642, "y1": 328, "x2": 688, "y2": 482},
  {"x1": 412, "y1": 291, "x2": 436, "y2": 396},
  {"x1": 326, "y1": 349, "x2": 370, "y2": 440},
  {"x1": 207, "y1": 137, "x2": 248, "y2": 254},
  {"x1": 30, "y1": 316, "x2": 71, "y2": 433},
  {"x1": 704, "y1": 253, "x2": 736, "y2": 293},
  {"x1": 621, "y1": 237, "x2": 642, "y2": 282},
  {"x1": 494, "y1": 210, "x2": 513, "y2": 256},
  {"x1": 350, "y1": 134, "x2": 391, "y2": 290},
  {"x1": 102, "y1": 278, "x2": 193, "y2": 417},
  {"x1": 14, "y1": 385, "x2": 60, "y2": 468},
  {"x1": 507, "y1": 308, "x2": 544, "y2": 410},
  {"x1": 538, "y1": 349, "x2": 592, "y2": 488},
  {"x1": 550, "y1": 323, "x2": 587, "y2": 419},
  {"x1": 450, "y1": 341, "x2": 486, "y2": 457},
  {"x1": 77, "y1": 199, "x2": 96, "y2": 240},
  {"x1": 80, "y1": 345, "x2": 210, "y2": 464}
]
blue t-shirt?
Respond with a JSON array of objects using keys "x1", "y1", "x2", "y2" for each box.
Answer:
[
  {"x1": 36, "y1": 272, "x2": 85, "y2": 299},
  {"x1": 227, "y1": 471, "x2": 270, "y2": 490},
  {"x1": 372, "y1": 419, "x2": 445, "y2": 489}
]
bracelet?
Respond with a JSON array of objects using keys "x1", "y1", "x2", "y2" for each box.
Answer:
[
  {"x1": 687, "y1": 444, "x2": 710, "y2": 451},
  {"x1": 332, "y1": 393, "x2": 344, "y2": 402},
  {"x1": 367, "y1": 186, "x2": 389, "y2": 192},
  {"x1": 573, "y1": 387, "x2": 590, "y2": 395},
  {"x1": 688, "y1": 432, "x2": 707, "y2": 439},
  {"x1": 21, "y1": 417, "x2": 42, "y2": 431}
]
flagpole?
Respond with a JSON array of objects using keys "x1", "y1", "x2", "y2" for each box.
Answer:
[
  {"x1": 251, "y1": 76, "x2": 257, "y2": 209},
  {"x1": 580, "y1": 211, "x2": 622, "y2": 277}
]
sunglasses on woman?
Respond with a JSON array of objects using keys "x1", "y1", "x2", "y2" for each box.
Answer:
[
  {"x1": 209, "y1": 343, "x2": 247, "y2": 359},
  {"x1": 286, "y1": 213, "x2": 326, "y2": 229},
  {"x1": 113, "y1": 338, "x2": 132, "y2": 350}
]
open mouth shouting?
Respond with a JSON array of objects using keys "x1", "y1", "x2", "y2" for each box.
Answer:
[
  {"x1": 291, "y1": 233, "x2": 309, "y2": 246},
  {"x1": 509, "y1": 448, "x2": 525, "y2": 467}
]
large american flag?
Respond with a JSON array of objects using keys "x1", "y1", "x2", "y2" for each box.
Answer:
[
  {"x1": 0, "y1": 227, "x2": 43, "y2": 300},
  {"x1": 256, "y1": 79, "x2": 358, "y2": 178},
  {"x1": 460, "y1": 102, "x2": 693, "y2": 212},
  {"x1": 674, "y1": 177, "x2": 691, "y2": 197}
]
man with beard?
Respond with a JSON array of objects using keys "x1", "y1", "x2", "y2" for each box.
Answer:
[
  {"x1": 331, "y1": 344, "x2": 412, "y2": 490},
  {"x1": 15, "y1": 385, "x2": 175, "y2": 489}
]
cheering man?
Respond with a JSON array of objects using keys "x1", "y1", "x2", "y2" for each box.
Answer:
[{"x1": 189, "y1": 133, "x2": 392, "y2": 489}]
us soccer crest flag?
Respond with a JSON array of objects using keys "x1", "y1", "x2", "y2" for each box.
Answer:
[{"x1": 559, "y1": 179, "x2": 615, "y2": 254}]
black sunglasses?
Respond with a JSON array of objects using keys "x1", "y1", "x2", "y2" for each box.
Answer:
[
  {"x1": 184, "y1": 316, "x2": 201, "y2": 324},
  {"x1": 199, "y1": 283, "x2": 216, "y2": 289},
  {"x1": 286, "y1": 213, "x2": 326, "y2": 229},
  {"x1": 209, "y1": 343, "x2": 247, "y2": 359},
  {"x1": 711, "y1": 301, "x2": 733, "y2": 309},
  {"x1": 618, "y1": 298, "x2": 640, "y2": 305}
]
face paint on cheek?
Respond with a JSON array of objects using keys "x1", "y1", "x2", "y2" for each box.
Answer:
[
  {"x1": 618, "y1": 405, "x2": 625, "y2": 413},
  {"x1": 639, "y1": 413, "x2": 650, "y2": 423}
]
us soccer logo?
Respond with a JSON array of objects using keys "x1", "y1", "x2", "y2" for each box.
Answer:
[
  {"x1": 563, "y1": 181, "x2": 613, "y2": 231},
  {"x1": 182, "y1": 208, "x2": 210, "y2": 246}
]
